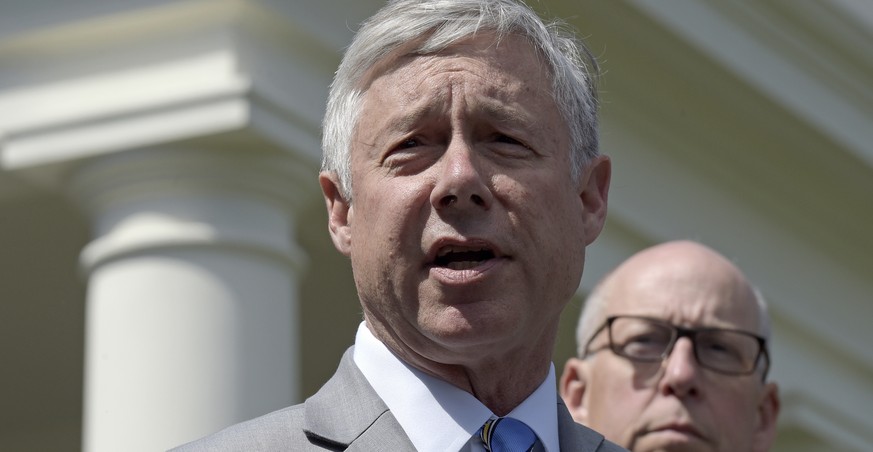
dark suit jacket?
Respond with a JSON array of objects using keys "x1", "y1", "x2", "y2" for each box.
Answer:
[{"x1": 173, "y1": 348, "x2": 627, "y2": 451}]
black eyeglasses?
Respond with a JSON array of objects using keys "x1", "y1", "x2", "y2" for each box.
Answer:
[{"x1": 583, "y1": 315, "x2": 770, "y2": 379}]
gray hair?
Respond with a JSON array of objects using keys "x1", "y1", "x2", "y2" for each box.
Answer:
[
  {"x1": 575, "y1": 281, "x2": 773, "y2": 357},
  {"x1": 574, "y1": 283, "x2": 610, "y2": 358},
  {"x1": 321, "y1": 0, "x2": 601, "y2": 201}
]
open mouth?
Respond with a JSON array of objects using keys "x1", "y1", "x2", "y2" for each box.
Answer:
[{"x1": 433, "y1": 245, "x2": 496, "y2": 270}]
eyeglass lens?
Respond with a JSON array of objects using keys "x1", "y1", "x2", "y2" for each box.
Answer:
[{"x1": 608, "y1": 317, "x2": 762, "y2": 374}]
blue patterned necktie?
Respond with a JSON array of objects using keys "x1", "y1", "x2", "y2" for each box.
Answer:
[{"x1": 478, "y1": 417, "x2": 540, "y2": 452}]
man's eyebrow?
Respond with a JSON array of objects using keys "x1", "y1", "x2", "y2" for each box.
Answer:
[
  {"x1": 383, "y1": 102, "x2": 446, "y2": 134},
  {"x1": 378, "y1": 95, "x2": 540, "y2": 137},
  {"x1": 481, "y1": 102, "x2": 532, "y2": 125},
  {"x1": 477, "y1": 99, "x2": 540, "y2": 133}
]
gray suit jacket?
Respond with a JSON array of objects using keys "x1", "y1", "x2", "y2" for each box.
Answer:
[{"x1": 173, "y1": 348, "x2": 627, "y2": 451}]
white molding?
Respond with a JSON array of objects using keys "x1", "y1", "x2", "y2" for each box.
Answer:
[
  {"x1": 0, "y1": 0, "x2": 331, "y2": 186},
  {"x1": 830, "y1": 0, "x2": 873, "y2": 38},
  {"x1": 70, "y1": 147, "x2": 314, "y2": 274},
  {"x1": 626, "y1": 0, "x2": 873, "y2": 170},
  {"x1": 773, "y1": 318, "x2": 873, "y2": 450},
  {"x1": 0, "y1": 51, "x2": 247, "y2": 139}
]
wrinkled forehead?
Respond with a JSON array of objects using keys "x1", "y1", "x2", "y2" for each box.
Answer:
[
  {"x1": 603, "y1": 256, "x2": 761, "y2": 332},
  {"x1": 359, "y1": 31, "x2": 548, "y2": 92}
]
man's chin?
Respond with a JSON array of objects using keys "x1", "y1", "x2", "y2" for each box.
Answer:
[
  {"x1": 632, "y1": 429, "x2": 710, "y2": 452},
  {"x1": 421, "y1": 316, "x2": 512, "y2": 349}
]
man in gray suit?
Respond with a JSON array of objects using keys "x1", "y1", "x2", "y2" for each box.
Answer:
[{"x1": 175, "y1": 0, "x2": 622, "y2": 450}]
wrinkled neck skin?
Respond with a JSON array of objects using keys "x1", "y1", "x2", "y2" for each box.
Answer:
[{"x1": 364, "y1": 315, "x2": 558, "y2": 416}]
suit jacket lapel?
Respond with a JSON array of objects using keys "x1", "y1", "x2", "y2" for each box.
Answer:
[
  {"x1": 303, "y1": 347, "x2": 416, "y2": 450},
  {"x1": 304, "y1": 347, "x2": 608, "y2": 451},
  {"x1": 343, "y1": 413, "x2": 416, "y2": 452}
]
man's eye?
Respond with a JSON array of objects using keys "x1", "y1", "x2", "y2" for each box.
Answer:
[
  {"x1": 627, "y1": 333, "x2": 666, "y2": 346},
  {"x1": 701, "y1": 340, "x2": 739, "y2": 357},
  {"x1": 382, "y1": 137, "x2": 438, "y2": 174},
  {"x1": 398, "y1": 138, "x2": 420, "y2": 149},
  {"x1": 495, "y1": 134, "x2": 523, "y2": 146}
]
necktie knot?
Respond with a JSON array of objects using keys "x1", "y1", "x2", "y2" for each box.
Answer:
[{"x1": 478, "y1": 417, "x2": 539, "y2": 452}]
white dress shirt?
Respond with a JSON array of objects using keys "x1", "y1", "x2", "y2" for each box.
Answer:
[{"x1": 353, "y1": 322, "x2": 559, "y2": 452}]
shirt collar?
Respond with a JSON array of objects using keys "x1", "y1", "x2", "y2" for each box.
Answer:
[{"x1": 353, "y1": 322, "x2": 559, "y2": 452}]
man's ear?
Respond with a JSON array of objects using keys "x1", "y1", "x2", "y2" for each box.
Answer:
[
  {"x1": 578, "y1": 155, "x2": 611, "y2": 245},
  {"x1": 560, "y1": 357, "x2": 591, "y2": 425},
  {"x1": 319, "y1": 171, "x2": 353, "y2": 256},
  {"x1": 752, "y1": 382, "x2": 781, "y2": 452}
]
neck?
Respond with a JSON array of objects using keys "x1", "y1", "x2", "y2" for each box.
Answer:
[{"x1": 366, "y1": 319, "x2": 557, "y2": 416}]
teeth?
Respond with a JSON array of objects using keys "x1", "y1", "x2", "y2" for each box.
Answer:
[{"x1": 433, "y1": 244, "x2": 495, "y2": 269}]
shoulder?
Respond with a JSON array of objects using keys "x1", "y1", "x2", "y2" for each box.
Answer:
[
  {"x1": 170, "y1": 349, "x2": 364, "y2": 451},
  {"x1": 595, "y1": 438, "x2": 629, "y2": 451},
  {"x1": 170, "y1": 404, "x2": 310, "y2": 452},
  {"x1": 556, "y1": 398, "x2": 628, "y2": 451},
  {"x1": 562, "y1": 420, "x2": 628, "y2": 452}
]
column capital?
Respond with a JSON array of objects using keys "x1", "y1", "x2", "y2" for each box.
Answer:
[{"x1": 70, "y1": 146, "x2": 315, "y2": 275}]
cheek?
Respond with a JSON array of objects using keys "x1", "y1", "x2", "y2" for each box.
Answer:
[
  {"x1": 525, "y1": 176, "x2": 584, "y2": 235},
  {"x1": 349, "y1": 181, "x2": 430, "y2": 269},
  {"x1": 587, "y1": 363, "x2": 646, "y2": 432},
  {"x1": 503, "y1": 175, "x2": 584, "y2": 238},
  {"x1": 526, "y1": 184, "x2": 587, "y2": 279},
  {"x1": 713, "y1": 384, "x2": 763, "y2": 425},
  {"x1": 354, "y1": 176, "x2": 422, "y2": 225}
]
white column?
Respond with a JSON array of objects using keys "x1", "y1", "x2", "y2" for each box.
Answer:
[{"x1": 71, "y1": 147, "x2": 312, "y2": 452}]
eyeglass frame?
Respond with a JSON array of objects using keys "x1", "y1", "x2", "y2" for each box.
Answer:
[{"x1": 582, "y1": 315, "x2": 771, "y2": 380}]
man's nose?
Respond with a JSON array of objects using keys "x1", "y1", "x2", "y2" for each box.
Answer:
[
  {"x1": 430, "y1": 138, "x2": 493, "y2": 211},
  {"x1": 658, "y1": 337, "x2": 701, "y2": 398}
]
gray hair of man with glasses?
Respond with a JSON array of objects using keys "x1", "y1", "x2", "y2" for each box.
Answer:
[
  {"x1": 575, "y1": 281, "x2": 772, "y2": 359},
  {"x1": 321, "y1": 0, "x2": 600, "y2": 201}
]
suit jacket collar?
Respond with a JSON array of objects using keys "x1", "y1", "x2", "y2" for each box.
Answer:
[
  {"x1": 303, "y1": 347, "x2": 416, "y2": 450},
  {"x1": 304, "y1": 347, "x2": 609, "y2": 451}
]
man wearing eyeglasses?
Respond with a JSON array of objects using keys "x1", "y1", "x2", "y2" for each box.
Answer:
[{"x1": 560, "y1": 240, "x2": 780, "y2": 451}]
